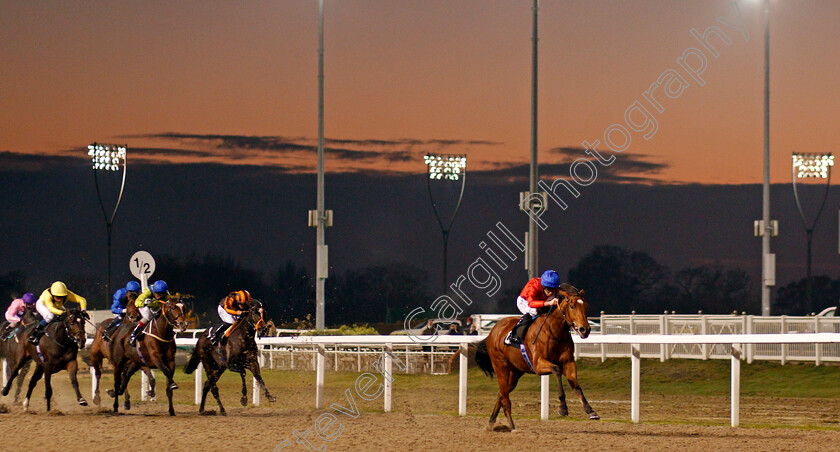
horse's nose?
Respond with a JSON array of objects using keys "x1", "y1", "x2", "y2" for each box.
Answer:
[{"x1": 579, "y1": 327, "x2": 590, "y2": 338}]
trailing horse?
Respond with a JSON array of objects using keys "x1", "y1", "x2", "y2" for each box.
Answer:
[
  {"x1": 110, "y1": 298, "x2": 188, "y2": 415},
  {"x1": 0, "y1": 305, "x2": 41, "y2": 404},
  {"x1": 0, "y1": 308, "x2": 89, "y2": 411},
  {"x1": 184, "y1": 299, "x2": 276, "y2": 414},
  {"x1": 474, "y1": 284, "x2": 598, "y2": 431}
]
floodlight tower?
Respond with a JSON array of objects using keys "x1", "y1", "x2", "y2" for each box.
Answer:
[
  {"x1": 424, "y1": 154, "x2": 467, "y2": 294},
  {"x1": 791, "y1": 152, "x2": 834, "y2": 313},
  {"x1": 88, "y1": 143, "x2": 127, "y2": 306}
]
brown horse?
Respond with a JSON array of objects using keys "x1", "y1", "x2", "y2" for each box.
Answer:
[
  {"x1": 474, "y1": 285, "x2": 598, "y2": 430},
  {"x1": 110, "y1": 298, "x2": 188, "y2": 415},
  {"x1": 0, "y1": 308, "x2": 89, "y2": 411},
  {"x1": 184, "y1": 299, "x2": 276, "y2": 415},
  {"x1": 89, "y1": 317, "x2": 158, "y2": 408},
  {"x1": 0, "y1": 304, "x2": 41, "y2": 404}
]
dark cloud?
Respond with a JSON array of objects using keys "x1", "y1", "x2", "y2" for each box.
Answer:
[
  {"x1": 470, "y1": 147, "x2": 671, "y2": 185},
  {"x1": 123, "y1": 133, "x2": 499, "y2": 164},
  {"x1": 0, "y1": 151, "x2": 85, "y2": 172}
]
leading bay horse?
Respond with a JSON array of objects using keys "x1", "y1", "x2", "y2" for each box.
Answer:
[
  {"x1": 474, "y1": 284, "x2": 598, "y2": 430},
  {"x1": 89, "y1": 303, "x2": 158, "y2": 408},
  {"x1": 0, "y1": 304, "x2": 41, "y2": 404},
  {"x1": 110, "y1": 298, "x2": 188, "y2": 415},
  {"x1": 184, "y1": 299, "x2": 276, "y2": 414},
  {"x1": 0, "y1": 308, "x2": 89, "y2": 411}
]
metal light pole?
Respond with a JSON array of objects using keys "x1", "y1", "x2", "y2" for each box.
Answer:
[
  {"x1": 528, "y1": 0, "x2": 539, "y2": 279},
  {"x1": 424, "y1": 154, "x2": 467, "y2": 294},
  {"x1": 88, "y1": 143, "x2": 127, "y2": 308},
  {"x1": 755, "y1": 0, "x2": 776, "y2": 316},
  {"x1": 791, "y1": 153, "x2": 834, "y2": 313},
  {"x1": 308, "y1": 0, "x2": 332, "y2": 331}
]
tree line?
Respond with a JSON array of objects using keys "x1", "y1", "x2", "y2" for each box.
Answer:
[{"x1": 0, "y1": 246, "x2": 836, "y2": 325}]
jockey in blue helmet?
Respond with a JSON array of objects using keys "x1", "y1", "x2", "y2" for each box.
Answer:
[{"x1": 102, "y1": 281, "x2": 141, "y2": 342}]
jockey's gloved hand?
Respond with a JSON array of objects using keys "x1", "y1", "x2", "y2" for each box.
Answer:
[
  {"x1": 121, "y1": 309, "x2": 126, "y2": 314},
  {"x1": 144, "y1": 299, "x2": 152, "y2": 305},
  {"x1": 82, "y1": 310, "x2": 90, "y2": 319}
]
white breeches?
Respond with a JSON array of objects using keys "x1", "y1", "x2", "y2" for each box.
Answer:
[
  {"x1": 516, "y1": 296, "x2": 539, "y2": 317},
  {"x1": 218, "y1": 305, "x2": 237, "y2": 324},
  {"x1": 139, "y1": 306, "x2": 155, "y2": 322},
  {"x1": 36, "y1": 299, "x2": 57, "y2": 322}
]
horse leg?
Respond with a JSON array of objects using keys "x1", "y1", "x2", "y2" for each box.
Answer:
[
  {"x1": 13, "y1": 360, "x2": 30, "y2": 404},
  {"x1": 43, "y1": 371, "x2": 53, "y2": 412},
  {"x1": 66, "y1": 358, "x2": 88, "y2": 406},
  {"x1": 239, "y1": 372, "x2": 248, "y2": 406},
  {"x1": 208, "y1": 370, "x2": 226, "y2": 415},
  {"x1": 144, "y1": 367, "x2": 157, "y2": 400},
  {"x1": 199, "y1": 374, "x2": 214, "y2": 414},
  {"x1": 546, "y1": 363, "x2": 568, "y2": 416},
  {"x1": 0, "y1": 352, "x2": 28, "y2": 397},
  {"x1": 112, "y1": 360, "x2": 122, "y2": 413},
  {"x1": 23, "y1": 364, "x2": 44, "y2": 412},
  {"x1": 247, "y1": 357, "x2": 276, "y2": 402},
  {"x1": 562, "y1": 360, "x2": 599, "y2": 420},
  {"x1": 91, "y1": 352, "x2": 102, "y2": 406},
  {"x1": 118, "y1": 361, "x2": 140, "y2": 396},
  {"x1": 502, "y1": 370, "x2": 524, "y2": 430},
  {"x1": 154, "y1": 361, "x2": 177, "y2": 416}
]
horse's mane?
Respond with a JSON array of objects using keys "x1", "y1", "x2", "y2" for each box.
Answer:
[{"x1": 560, "y1": 283, "x2": 580, "y2": 295}]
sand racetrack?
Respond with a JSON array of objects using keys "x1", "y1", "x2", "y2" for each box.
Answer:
[{"x1": 2, "y1": 366, "x2": 840, "y2": 451}]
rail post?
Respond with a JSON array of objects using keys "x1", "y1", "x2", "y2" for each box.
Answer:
[
  {"x1": 730, "y1": 343, "x2": 741, "y2": 427},
  {"x1": 384, "y1": 343, "x2": 393, "y2": 412},
  {"x1": 459, "y1": 343, "x2": 468, "y2": 416},
  {"x1": 631, "y1": 343, "x2": 641, "y2": 423},
  {"x1": 316, "y1": 344, "x2": 325, "y2": 409},
  {"x1": 540, "y1": 374, "x2": 550, "y2": 420},
  {"x1": 194, "y1": 363, "x2": 203, "y2": 405}
]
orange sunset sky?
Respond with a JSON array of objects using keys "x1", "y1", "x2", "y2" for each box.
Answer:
[{"x1": 2, "y1": 0, "x2": 839, "y2": 184}]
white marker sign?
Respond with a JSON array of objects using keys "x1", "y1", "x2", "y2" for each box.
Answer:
[{"x1": 130, "y1": 251, "x2": 156, "y2": 280}]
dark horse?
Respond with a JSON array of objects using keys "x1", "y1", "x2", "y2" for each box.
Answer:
[
  {"x1": 0, "y1": 304, "x2": 41, "y2": 404},
  {"x1": 184, "y1": 299, "x2": 276, "y2": 414},
  {"x1": 110, "y1": 298, "x2": 188, "y2": 415},
  {"x1": 1, "y1": 308, "x2": 89, "y2": 411},
  {"x1": 474, "y1": 284, "x2": 598, "y2": 430},
  {"x1": 89, "y1": 304, "x2": 158, "y2": 408}
]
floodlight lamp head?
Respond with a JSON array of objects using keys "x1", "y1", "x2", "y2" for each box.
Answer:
[
  {"x1": 89, "y1": 143, "x2": 127, "y2": 172},
  {"x1": 792, "y1": 152, "x2": 834, "y2": 179}
]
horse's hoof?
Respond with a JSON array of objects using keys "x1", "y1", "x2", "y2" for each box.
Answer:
[
  {"x1": 267, "y1": 395, "x2": 277, "y2": 403},
  {"x1": 149, "y1": 396, "x2": 157, "y2": 402},
  {"x1": 78, "y1": 398, "x2": 88, "y2": 406},
  {"x1": 124, "y1": 400, "x2": 131, "y2": 410},
  {"x1": 589, "y1": 412, "x2": 600, "y2": 420},
  {"x1": 22, "y1": 398, "x2": 29, "y2": 411},
  {"x1": 1, "y1": 388, "x2": 9, "y2": 397},
  {"x1": 106, "y1": 389, "x2": 115, "y2": 398},
  {"x1": 93, "y1": 395, "x2": 101, "y2": 406},
  {"x1": 240, "y1": 397, "x2": 247, "y2": 407},
  {"x1": 221, "y1": 410, "x2": 227, "y2": 416},
  {"x1": 558, "y1": 408, "x2": 568, "y2": 417},
  {"x1": 147, "y1": 390, "x2": 156, "y2": 399},
  {"x1": 169, "y1": 410, "x2": 175, "y2": 416},
  {"x1": 168, "y1": 383, "x2": 179, "y2": 390}
]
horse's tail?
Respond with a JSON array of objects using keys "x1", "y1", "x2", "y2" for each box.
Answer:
[
  {"x1": 183, "y1": 344, "x2": 201, "y2": 374},
  {"x1": 472, "y1": 338, "x2": 494, "y2": 377}
]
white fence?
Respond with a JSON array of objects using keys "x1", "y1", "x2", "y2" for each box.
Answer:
[{"x1": 583, "y1": 314, "x2": 840, "y2": 365}]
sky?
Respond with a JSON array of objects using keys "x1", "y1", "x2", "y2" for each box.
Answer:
[
  {"x1": 2, "y1": 0, "x2": 839, "y2": 184},
  {"x1": 2, "y1": 1, "x2": 840, "y2": 313}
]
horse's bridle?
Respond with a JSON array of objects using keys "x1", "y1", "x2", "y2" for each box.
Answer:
[
  {"x1": 542, "y1": 295, "x2": 584, "y2": 342},
  {"x1": 58, "y1": 312, "x2": 87, "y2": 348},
  {"x1": 161, "y1": 301, "x2": 187, "y2": 330}
]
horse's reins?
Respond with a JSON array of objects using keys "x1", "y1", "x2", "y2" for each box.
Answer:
[
  {"x1": 141, "y1": 302, "x2": 185, "y2": 343},
  {"x1": 531, "y1": 296, "x2": 562, "y2": 345}
]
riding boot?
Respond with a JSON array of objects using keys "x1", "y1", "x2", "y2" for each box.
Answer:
[
  {"x1": 128, "y1": 322, "x2": 145, "y2": 346},
  {"x1": 504, "y1": 314, "x2": 534, "y2": 347},
  {"x1": 102, "y1": 316, "x2": 122, "y2": 342},
  {"x1": 208, "y1": 322, "x2": 230, "y2": 346},
  {"x1": 28, "y1": 320, "x2": 48, "y2": 345}
]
